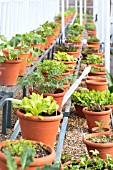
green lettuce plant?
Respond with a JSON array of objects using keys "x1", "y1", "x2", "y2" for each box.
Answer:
[
  {"x1": 66, "y1": 34, "x2": 81, "y2": 42},
  {"x1": 54, "y1": 51, "x2": 77, "y2": 61},
  {"x1": 88, "y1": 36, "x2": 100, "y2": 42},
  {"x1": 81, "y1": 54, "x2": 103, "y2": 64},
  {"x1": 85, "y1": 23, "x2": 96, "y2": 30},
  {"x1": 13, "y1": 93, "x2": 59, "y2": 118},
  {"x1": 72, "y1": 89, "x2": 113, "y2": 108}
]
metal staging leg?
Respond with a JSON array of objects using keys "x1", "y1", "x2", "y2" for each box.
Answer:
[
  {"x1": 7, "y1": 101, "x2": 12, "y2": 128},
  {"x1": 2, "y1": 103, "x2": 7, "y2": 134}
]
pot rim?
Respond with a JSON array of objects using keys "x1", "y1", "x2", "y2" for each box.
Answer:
[
  {"x1": 83, "y1": 133, "x2": 113, "y2": 148},
  {"x1": 16, "y1": 109, "x2": 63, "y2": 122},
  {"x1": 82, "y1": 106, "x2": 112, "y2": 115},
  {"x1": 0, "y1": 140, "x2": 56, "y2": 166}
]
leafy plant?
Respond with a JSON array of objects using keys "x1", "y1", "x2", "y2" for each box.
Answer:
[
  {"x1": 2, "y1": 140, "x2": 37, "y2": 156},
  {"x1": 19, "y1": 69, "x2": 73, "y2": 94},
  {"x1": 66, "y1": 35, "x2": 81, "y2": 42},
  {"x1": 81, "y1": 54, "x2": 103, "y2": 64},
  {"x1": 55, "y1": 43, "x2": 77, "y2": 52},
  {"x1": 4, "y1": 140, "x2": 57, "y2": 170},
  {"x1": 37, "y1": 60, "x2": 68, "y2": 75},
  {"x1": 82, "y1": 48, "x2": 101, "y2": 55},
  {"x1": 88, "y1": 36, "x2": 100, "y2": 42},
  {"x1": 63, "y1": 150, "x2": 113, "y2": 169},
  {"x1": 85, "y1": 23, "x2": 96, "y2": 30},
  {"x1": 88, "y1": 135, "x2": 113, "y2": 143},
  {"x1": 106, "y1": 71, "x2": 113, "y2": 93},
  {"x1": 95, "y1": 120, "x2": 106, "y2": 132},
  {"x1": 68, "y1": 23, "x2": 84, "y2": 34},
  {"x1": 90, "y1": 66, "x2": 106, "y2": 73},
  {"x1": 72, "y1": 89, "x2": 113, "y2": 107},
  {"x1": 54, "y1": 51, "x2": 77, "y2": 61},
  {"x1": 54, "y1": 13, "x2": 61, "y2": 21},
  {"x1": 13, "y1": 93, "x2": 59, "y2": 118}
]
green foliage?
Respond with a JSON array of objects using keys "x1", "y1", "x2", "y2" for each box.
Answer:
[
  {"x1": 106, "y1": 71, "x2": 113, "y2": 93},
  {"x1": 85, "y1": 23, "x2": 96, "y2": 30},
  {"x1": 13, "y1": 93, "x2": 59, "y2": 118},
  {"x1": 4, "y1": 150, "x2": 17, "y2": 170},
  {"x1": 9, "y1": 32, "x2": 46, "y2": 47},
  {"x1": 68, "y1": 23, "x2": 84, "y2": 35},
  {"x1": 0, "y1": 51, "x2": 6, "y2": 62},
  {"x1": 72, "y1": 89, "x2": 113, "y2": 108},
  {"x1": 63, "y1": 150, "x2": 113, "y2": 169},
  {"x1": 90, "y1": 67, "x2": 105, "y2": 73},
  {"x1": 54, "y1": 51, "x2": 77, "y2": 61},
  {"x1": 66, "y1": 34, "x2": 81, "y2": 42},
  {"x1": 82, "y1": 47, "x2": 100, "y2": 55},
  {"x1": 37, "y1": 60, "x2": 68, "y2": 75},
  {"x1": 88, "y1": 36, "x2": 100, "y2": 42},
  {"x1": 95, "y1": 120, "x2": 105, "y2": 132},
  {"x1": 81, "y1": 54, "x2": 103, "y2": 64},
  {"x1": 54, "y1": 13, "x2": 61, "y2": 20},
  {"x1": 88, "y1": 135, "x2": 113, "y2": 143},
  {"x1": 55, "y1": 44, "x2": 77, "y2": 52},
  {"x1": 19, "y1": 69, "x2": 73, "y2": 94},
  {"x1": 3, "y1": 140, "x2": 37, "y2": 156}
]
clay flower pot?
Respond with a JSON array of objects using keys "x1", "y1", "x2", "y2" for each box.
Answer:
[
  {"x1": 66, "y1": 51, "x2": 80, "y2": 58},
  {"x1": 16, "y1": 110, "x2": 63, "y2": 147},
  {"x1": 87, "y1": 41, "x2": 100, "y2": 48},
  {"x1": 82, "y1": 106, "x2": 112, "y2": 132},
  {"x1": 18, "y1": 52, "x2": 30, "y2": 76},
  {"x1": 63, "y1": 61, "x2": 76, "y2": 67},
  {"x1": 87, "y1": 76, "x2": 107, "y2": 82},
  {"x1": 86, "y1": 79, "x2": 108, "y2": 92},
  {"x1": 0, "y1": 140, "x2": 56, "y2": 169},
  {"x1": 87, "y1": 30, "x2": 96, "y2": 37},
  {"x1": 0, "y1": 60, "x2": 21, "y2": 86},
  {"x1": 82, "y1": 133, "x2": 113, "y2": 160},
  {"x1": 87, "y1": 44, "x2": 99, "y2": 50},
  {"x1": 88, "y1": 71, "x2": 106, "y2": 76},
  {"x1": 74, "y1": 105, "x2": 85, "y2": 118}
]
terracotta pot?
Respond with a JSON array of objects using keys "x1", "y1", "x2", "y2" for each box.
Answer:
[
  {"x1": 66, "y1": 51, "x2": 80, "y2": 58},
  {"x1": 0, "y1": 60, "x2": 21, "y2": 86},
  {"x1": 88, "y1": 71, "x2": 106, "y2": 77},
  {"x1": 67, "y1": 68, "x2": 75, "y2": 74},
  {"x1": 65, "y1": 40, "x2": 82, "y2": 46},
  {"x1": 87, "y1": 41, "x2": 100, "y2": 47},
  {"x1": 87, "y1": 76, "x2": 107, "y2": 82},
  {"x1": 87, "y1": 44, "x2": 100, "y2": 50},
  {"x1": 88, "y1": 64, "x2": 105, "y2": 67},
  {"x1": 30, "y1": 43, "x2": 45, "y2": 51},
  {"x1": 82, "y1": 133, "x2": 113, "y2": 160},
  {"x1": 87, "y1": 30, "x2": 96, "y2": 37},
  {"x1": 91, "y1": 127, "x2": 110, "y2": 135},
  {"x1": 29, "y1": 88, "x2": 65, "y2": 112},
  {"x1": 107, "y1": 105, "x2": 113, "y2": 111},
  {"x1": 0, "y1": 140, "x2": 56, "y2": 170},
  {"x1": 62, "y1": 82, "x2": 70, "y2": 93},
  {"x1": 18, "y1": 52, "x2": 30, "y2": 76},
  {"x1": 63, "y1": 61, "x2": 76, "y2": 67},
  {"x1": 74, "y1": 105, "x2": 85, "y2": 118},
  {"x1": 82, "y1": 106, "x2": 111, "y2": 132},
  {"x1": 86, "y1": 79, "x2": 108, "y2": 92},
  {"x1": 16, "y1": 110, "x2": 63, "y2": 147}
]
